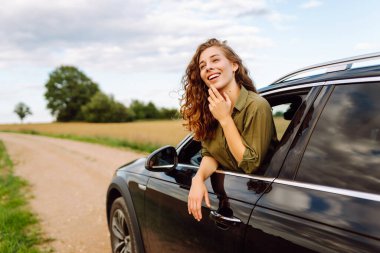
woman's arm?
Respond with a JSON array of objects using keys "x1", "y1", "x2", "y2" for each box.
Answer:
[
  {"x1": 188, "y1": 155, "x2": 218, "y2": 221},
  {"x1": 208, "y1": 85, "x2": 245, "y2": 163},
  {"x1": 219, "y1": 116, "x2": 245, "y2": 163}
]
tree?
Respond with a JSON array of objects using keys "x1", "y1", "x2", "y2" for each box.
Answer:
[
  {"x1": 144, "y1": 102, "x2": 160, "y2": 119},
  {"x1": 159, "y1": 108, "x2": 180, "y2": 119},
  {"x1": 129, "y1": 100, "x2": 179, "y2": 120},
  {"x1": 44, "y1": 66, "x2": 99, "y2": 122},
  {"x1": 14, "y1": 102, "x2": 32, "y2": 123},
  {"x1": 81, "y1": 92, "x2": 135, "y2": 122},
  {"x1": 274, "y1": 111, "x2": 284, "y2": 117},
  {"x1": 129, "y1": 100, "x2": 147, "y2": 120}
]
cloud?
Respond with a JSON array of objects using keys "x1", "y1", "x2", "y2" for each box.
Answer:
[
  {"x1": 266, "y1": 11, "x2": 296, "y2": 30},
  {"x1": 0, "y1": 0, "x2": 288, "y2": 73},
  {"x1": 354, "y1": 42, "x2": 379, "y2": 51},
  {"x1": 300, "y1": 0, "x2": 323, "y2": 9}
]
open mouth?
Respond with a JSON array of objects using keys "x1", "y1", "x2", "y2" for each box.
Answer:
[{"x1": 208, "y1": 73, "x2": 220, "y2": 81}]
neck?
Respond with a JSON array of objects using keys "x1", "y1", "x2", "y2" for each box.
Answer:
[{"x1": 219, "y1": 80, "x2": 241, "y2": 106}]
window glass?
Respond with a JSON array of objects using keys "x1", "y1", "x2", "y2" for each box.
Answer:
[
  {"x1": 296, "y1": 83, "x2": 380, "y2": 194},
  {"x1": 272, "y1": 103, "x2": 291, "y2": 140},
  {"x1": 178, "y1": 139, "x2": 201, "y2": 166}
]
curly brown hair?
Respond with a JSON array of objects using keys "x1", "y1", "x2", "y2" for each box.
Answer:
[{"x1": 180, "y1": 38, "x2": 257, "y2": 141}]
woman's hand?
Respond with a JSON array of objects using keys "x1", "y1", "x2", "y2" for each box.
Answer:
[
  {"x1": 188, "y1": 176, "x2": 211, "y2": 221},
  {"x1": 208, "y1": 85, "x2": 233, "y2": 124}
]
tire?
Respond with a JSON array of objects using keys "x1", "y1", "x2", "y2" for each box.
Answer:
[{"x1": 110, "y1": 197, "x2": 139, "y2": 253}]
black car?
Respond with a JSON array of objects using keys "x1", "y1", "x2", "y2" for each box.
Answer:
[{"x1": 106, "y1": 53, "x2": 380, "y2": 253}]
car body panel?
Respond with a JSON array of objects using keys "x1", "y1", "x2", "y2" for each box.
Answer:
[
  {"x1": 246, "y1": 180, "x2": 380, "y2": 252},
  {"x1": 144, "y1": 165, "x2": 272, "y2": 253}
]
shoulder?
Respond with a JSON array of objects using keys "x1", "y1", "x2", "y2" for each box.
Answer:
[{"x1": 245, "y1": 91, "x2": 271, "y2": 113}]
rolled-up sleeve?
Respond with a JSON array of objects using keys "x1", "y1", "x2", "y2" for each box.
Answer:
[
  {"x1": 201, "y1": 143, "x2": 212, "y2": 158},
  {"x1": 238, "y1": 99, "x2": 275, "y2": 174}
]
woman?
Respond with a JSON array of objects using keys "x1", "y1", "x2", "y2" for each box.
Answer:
[{"x1": 180, "y1": 38, "x2": 277, "y2": 221}]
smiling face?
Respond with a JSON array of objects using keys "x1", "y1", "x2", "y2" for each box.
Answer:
[{"x1": 199, "y1": 46, "x2": 238, "y2": 91}]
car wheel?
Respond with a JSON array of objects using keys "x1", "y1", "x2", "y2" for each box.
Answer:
[{"x1": 110, "y1": 197, "x2": 139, "y2": 253}]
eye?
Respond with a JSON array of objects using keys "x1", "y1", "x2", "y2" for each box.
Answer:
[
  {"x1": 199, "y1": 64, "x2": 205, "y2": 70},
  {"x1": 212, "y1": 58, "x2": 219, "y2": 63}
]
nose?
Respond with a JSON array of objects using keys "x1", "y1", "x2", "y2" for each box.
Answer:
[{"x1": 206, "y1": 64, "x2": 214, "y2": 72}]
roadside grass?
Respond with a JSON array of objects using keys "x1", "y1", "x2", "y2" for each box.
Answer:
[
  {"x1": 0, "y1": 141, "x2": 52, "y2": 253},
  {"x1": 4, "y1": 130, "x2": 160, "y2": 154}
]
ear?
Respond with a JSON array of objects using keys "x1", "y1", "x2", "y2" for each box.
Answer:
[{"x1": 232, "y1": 62, "x2": 239, "y2": 72}]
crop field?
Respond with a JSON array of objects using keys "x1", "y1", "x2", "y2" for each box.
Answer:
[
  {"x1": 0, "y1": 120, "x2": 189, "y2": 147},
  {"x1": 0, "y1": 117, "x2": 288, "y2": 148}
]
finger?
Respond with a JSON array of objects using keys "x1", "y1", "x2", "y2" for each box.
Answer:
[
  {"x1": 195, "y1": 202, "x2": 201, "y2": 221},
  {"x1": 208, "y1": 87, "x2": 220, "y2": 102},
  {"x1": 192, "y1": 202, "x2": 199, "y2": 220},
  {"x1": 188, "y1": 198, "x2": 191, "y2": 215},
  {"x1": 210, "y1": 85, "x2": 223, "y2": 100},
  {"x1": 208, "y1": 104, "x2": 214, "y2": 113},
  {"x1": 207, "y1": 96, "x2": 215, "y2": 106},
  {"x1": 223, "y1": 92, "x2": 231, "y2": 103},
  {"x1": 190, "y1": 200, "x2": 197, "y2": 219},
  {"x1": 196, "y1": 201, "x2": 202, "y2": 221},
  {"x1": 204, "y1": 191, "x2": 211, "y2": 208}
]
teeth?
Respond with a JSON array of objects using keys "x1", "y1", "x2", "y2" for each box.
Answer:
[{"x1": 208, "y1": 73, "x2": 220, "y2": 80}]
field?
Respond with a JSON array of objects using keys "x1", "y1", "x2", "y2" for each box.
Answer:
[
  {"x1": 0, "y1": 117, "x2": 288, "y2": 151},
  {"x1": 0, "y1": 120, "x2": 189, "y2": 147}
]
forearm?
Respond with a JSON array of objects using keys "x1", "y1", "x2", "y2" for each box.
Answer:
[
  {"x1": 220, "y1": 116, "x2": 245, "y2": 164},
  {"x1": 193, "y1": 156, "x2": 218, "y2": 182},
  {"x1": 188, "y1": 155, "x2": 216, "y2": 220}
]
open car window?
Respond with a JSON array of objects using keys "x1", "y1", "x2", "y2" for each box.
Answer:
[
  {"x1": 178, "y1": 88, "x2": 313, "y2": 173},
  {"x1": 178, "y1": 138, "x2": 201, "y2": 166}
]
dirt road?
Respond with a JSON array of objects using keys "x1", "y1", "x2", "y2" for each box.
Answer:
[{"x1": 0, "y1": 133, "x2": 143, "y2": 253}]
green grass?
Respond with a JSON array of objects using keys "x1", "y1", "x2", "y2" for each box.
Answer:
[
  {"x1": 0, "y1": 141, "x2": 52, "y2": 253},
  {"x1": 2, "y1": 130, "x2": 160, "y2": 154}
]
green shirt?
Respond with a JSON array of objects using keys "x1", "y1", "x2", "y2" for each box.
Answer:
[{"x1": 201, "y1": 86, "x2": 277, "y2": 174}]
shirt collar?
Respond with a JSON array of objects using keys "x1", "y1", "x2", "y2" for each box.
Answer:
[{"x1": 234, "y1": 85, "x2": 249, "y2": 112}]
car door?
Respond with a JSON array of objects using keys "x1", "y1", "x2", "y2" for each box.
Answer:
[
  {"x1": 144, "y1": 137, "x2": 274, "y2": 253},
  {"x1": 245, "y1": 82, "x2": 380, "y2": 252},
  {"x1": 143, "y1": 85, "x2": 321, "y2": 253}
]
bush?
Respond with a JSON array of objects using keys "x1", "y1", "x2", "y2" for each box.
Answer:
[{"x1": 81, "y1": 92, "x2": 134, "y2": 122}]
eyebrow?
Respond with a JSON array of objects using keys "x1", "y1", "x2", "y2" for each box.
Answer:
[{"x1": 199, "y1": 54, "x2": 220, "y2": 66}]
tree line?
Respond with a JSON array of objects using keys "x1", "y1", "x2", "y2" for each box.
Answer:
[{"x1": 15, "y1": 65, "x2": 180, "y2": 123}]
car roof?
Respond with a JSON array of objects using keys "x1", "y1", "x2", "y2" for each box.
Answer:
[{"x1": 259, "y1": 52, "x2": 380, "y2": 94}]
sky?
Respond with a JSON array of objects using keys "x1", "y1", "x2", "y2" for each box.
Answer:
[{"x1": 1, "y1": 0, "x2": 380, "y2": 123}]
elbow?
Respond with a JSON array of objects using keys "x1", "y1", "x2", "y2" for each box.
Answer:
[{"x1": 238, "y1": 149, "x2": 261, "y2": 174}]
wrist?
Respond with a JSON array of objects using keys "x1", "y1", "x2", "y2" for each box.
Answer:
[
  {"x1": 219, "y1": 115, "x2": 233, "y2": 127},
  {"x1": 192, "y1": 174, "x2": 204, "y2": 183}
]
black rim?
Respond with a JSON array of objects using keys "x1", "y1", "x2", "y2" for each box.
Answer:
[{"x1": 111, "y1": 209, "x2": 131, "y2": 253}]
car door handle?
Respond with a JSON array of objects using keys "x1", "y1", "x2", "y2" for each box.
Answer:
[
  {"x1": 209, "y1": 210, "x2": 241, "y2": 229},
  {"x1": 138, "y1": 184, "x2": 147, "y2": 191}
]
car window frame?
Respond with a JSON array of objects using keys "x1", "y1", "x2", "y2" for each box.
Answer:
[
  {"x1": 261, "y1": 85, "x2": 322, "y2": 178},
  {"x1": 278, "y1": 84, "x2": 333, "y2": 179}
]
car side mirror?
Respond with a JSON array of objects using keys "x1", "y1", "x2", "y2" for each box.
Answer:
[{"x1": 145, "y1": 145, "x2": 178, "y2": 172}]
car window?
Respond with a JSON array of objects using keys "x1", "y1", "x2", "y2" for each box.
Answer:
[
  {"x1": 177, "y1": 138, "x2": 201, "y2": 166},
  {"x1": 296, "y1": 82, "x2": 380, "y2": 194},
  {"x1": 265, "y1": 89, "x2": 311, "y2": 143},
  {"x1": 179, "y1": 89, "x2": 314, "y2": 175},
  {"x1": 272, "y1": 103, "x2": 299, "y2": 140},
  {"x1": 255, "y1": 89, "x2": 314, "y2": 176}
]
